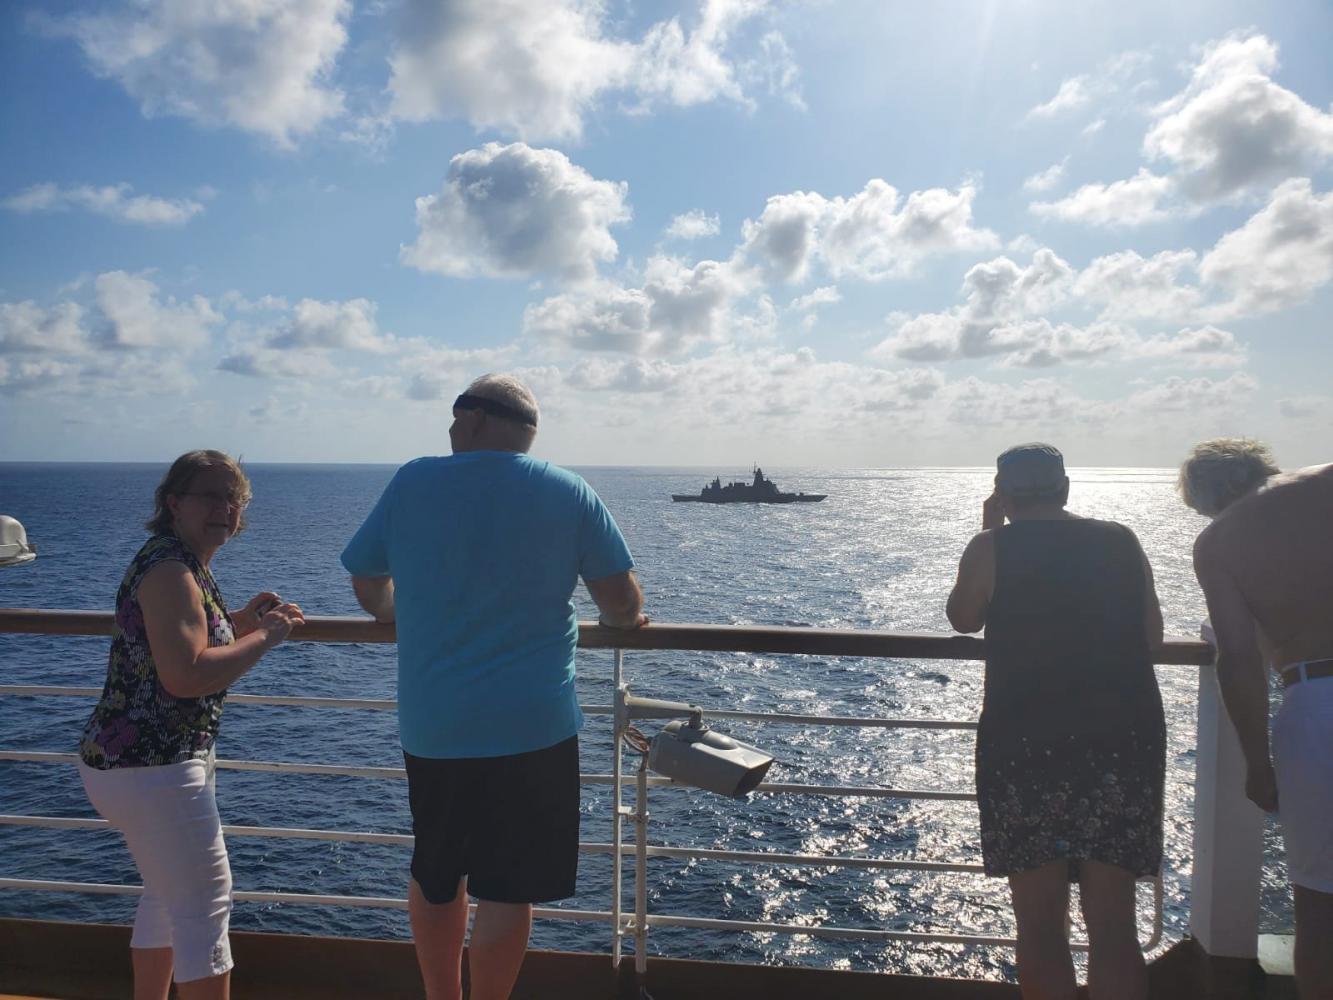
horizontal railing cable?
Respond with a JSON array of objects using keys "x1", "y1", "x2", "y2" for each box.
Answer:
[
  {"x1": 0, "y1": 751, "x2": 975, "y2": 800},
  {"x1": 0, "y1": 877, "x2": 1158, "y2": 952},
  {"x1": 1, "y1": 686, "x2": 982, "y2": 731},
  {"x1": 1, "y1": 814, "x2": 987, "y2": 872},
  {"x1": 0, "y1": 878, "x2": 610, "y2": 922}
]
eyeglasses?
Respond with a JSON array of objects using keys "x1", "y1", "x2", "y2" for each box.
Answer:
[{"x1": 180, "y1": 491, "x2": 250, "y2": 511}]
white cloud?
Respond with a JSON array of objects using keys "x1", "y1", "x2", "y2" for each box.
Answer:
[
  {"x1": 1278, "y1": 395, "x2": 1333, "y2": 420},
  {"x1": 876, "y1": 249, "x2": 1076, "y2": 363},
  {"x1": 752, "y1": 30, "x2": 805, "y2": 111},
  {"x1": 823, "y1": 181, "x2": 999, "y2": 280},
  {"x1": 388, "y1": 0, "x2": 630, "y2": 140},
  {"x1": 387, "y1": 0, "x2": 790, "y2": 142},
  {"x1": 1130, "y1": 326, "x2": 1246, "y2": 368},
  {"x1": 220, "y1": 292, "x2": 289, "y2": 313},
  {"x1": 564, "y1": 357, "x2": 687, "y2": 392},
  {"x1": 524, "y1": 255, "x2": 756, "y2": 354},
  {"x1": 1027, "y1": 76, "x2": 1091, "y2": 118},
  {"x1": 1144, "y1": 33, "x2": 1333, "y2": 201},
  {"x1": 0, "y1": 301, "x2": 87, "y2": 354},
  {"x1": 963, "y1": 248, "x2": 1075, "y2": 319},
  {"x1": 395, "y1": 343, "x2": 522, "y2": 400},
  {"x1": 1072, "y1": 249, "x2": 1202, "y2": 320},
  {"x1": 742, "y1": 180, "x2": 998, "y2": 283},
  {"x1": 217, "y1": 348, "x2": 337, "y2": 379},
  {"x1": 400, "y1": 142, "x2": 630, "y2": 283},
  {"x1": 1030, "y1": 168, "x2": 1173, "y2": 226},
  {"x1": 941, "y1": 376, "x2": 1117, "y2": 427},
  {"x1": 873, "y1": 249, "x2": 1245, "y2": 370},
  {"x1": 790, "y1": 286, "x2": 841, "y2": 312},
  {"x1": 45, "y1": 0, "x2": 350, "y2": 147},
  {"x1": 92, "y1": 272, "x2": 219, "y2": 351},
  {"x1": 886, "y1": 315, "x2": 1131, "y2": 368},
  {"x1": 553, "y1": 348, "x2": 945, "y2": 430},
  {"x1": 1198, "y1": 178, "x2": 1333, "y2": 318},
  {"x1": 4, "y1": 182, "x2": 204, "y2": 225},
  {"x1": 267, "y1": 298, "x2": 391, "y2": 351},
  {"x1": 1025, "y1": 50, "x2": 1153, "y2": 121},
  {"x1": 1038, "y1": 34, "x2": 1333, "y2": 225},
  {"x1": 0, "y1": 358, "x2": 80, "y2": 394},
  {"x1": 1124, "y1": 372, "x2": 1258, "y2": 413},
  {"x1": 665, "y1": 209, "x2": 721, "y2": 240},
  {"x1": 1022, "y1": 158, "x2": 1069, "y2": 194},
  {"x1": 740, "y1": 190, "x2": 825, "y2": 283}
]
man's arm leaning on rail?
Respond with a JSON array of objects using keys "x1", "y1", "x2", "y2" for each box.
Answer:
[
  {"x1": 585, "y1": 570, "x2": 647, "y2": 630},
  {"x1": 1192, "y1": 533, "x2": 1276, "y2": 812},
  {"x1": 352, "y1": 575, "x2": 396, "y2": 624},
  {"x1": 946, "y1": 531, "x2": 995, "y2": 635}
]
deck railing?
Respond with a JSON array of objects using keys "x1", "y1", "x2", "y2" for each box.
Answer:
[{"x1": 0, "y1": 609, "x2": 1262, "y2": 975}]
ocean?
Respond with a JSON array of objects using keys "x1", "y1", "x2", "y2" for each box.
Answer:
[{"x1": 0, "y1": 462, "x2": 1292, "y2": 981}]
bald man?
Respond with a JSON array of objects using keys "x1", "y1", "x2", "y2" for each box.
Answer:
[{"x1": 343, "y1": 373, "x2": 646, "y2": 1000}]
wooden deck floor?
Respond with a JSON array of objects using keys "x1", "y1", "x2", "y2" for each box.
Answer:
[{"x1": 0, "y1": 918, "x2": 1297, "y2": 999}]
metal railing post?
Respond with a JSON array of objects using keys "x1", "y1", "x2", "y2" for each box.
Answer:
[
  {"x1": 634, "y1": 755, "x2": 649, "y2": 976},
  {"x1": 1189, "y1": 623, "x2": 1263, "y2": 959},
  {"x1": 611, "y1": 648, "x2": 626, "y2": 969}
]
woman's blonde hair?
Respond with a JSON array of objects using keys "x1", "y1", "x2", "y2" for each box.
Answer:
[
  {"x1": 1178, "y1": 438, "x2": 1279, "y2": 517},
  {"x1": 145, "y1": 450, "x2": 252, "y2": 536}
]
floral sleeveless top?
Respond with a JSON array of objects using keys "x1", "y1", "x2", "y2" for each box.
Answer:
[{"x1": 80, "y1": 534, "x2": 235, "y2": 769}]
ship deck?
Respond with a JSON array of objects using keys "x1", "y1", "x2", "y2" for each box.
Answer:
[{"x1": 0, "y1": 918, "x2": 1297, "y2": 999}]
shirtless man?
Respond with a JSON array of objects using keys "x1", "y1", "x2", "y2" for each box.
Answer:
[{"x1": 1180, "y1": 439, "x2": 1333, "y2": 999}]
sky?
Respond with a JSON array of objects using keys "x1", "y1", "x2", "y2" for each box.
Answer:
[{"x1": 1, "y1": 0, "x2": 1330, "y2": 468}]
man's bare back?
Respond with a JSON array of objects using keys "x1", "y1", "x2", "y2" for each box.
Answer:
[{"x1": 1195, "y1": 464, "x2": 1333, "y2": 670}]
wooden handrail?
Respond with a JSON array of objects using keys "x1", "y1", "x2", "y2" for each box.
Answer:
[{"x1": 0, "y1": 608, "x2": 1214, "y2": 665}]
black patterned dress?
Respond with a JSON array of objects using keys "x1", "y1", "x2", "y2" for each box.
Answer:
[
  {"x1": 80, "y1": 534, "x2": 235, "y2": 769},
  {"x1": 976, "y1": 518, "x2": 1165, "y2": 879}
]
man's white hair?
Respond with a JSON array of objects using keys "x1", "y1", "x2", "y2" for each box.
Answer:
[
  {"x1": 1178, "y1": 438, "x2": 1279, "y2": 517},
  {"x1": 466, "y1": 373, "x2": 539, "y2": 427}
]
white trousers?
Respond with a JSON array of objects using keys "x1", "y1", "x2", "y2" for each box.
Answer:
[
  {"x1": 1273, "y1": 675, "x2": 1333, "y2": 893},
  {"x1": 79, "y1": 756, "x2": 234, "y2": 982}
]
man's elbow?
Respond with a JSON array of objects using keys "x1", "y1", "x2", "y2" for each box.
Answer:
[
  {"x1": 591, "y1": 573, "x2": 643, "y2": 626},
  {"x1": 945, "y1": 597, "x2": 982, "y2": 634},
  {"x1": 351, "y1": 575, "x2": 394, "y2": 622}
]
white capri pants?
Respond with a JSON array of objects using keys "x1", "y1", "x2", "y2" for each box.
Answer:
[{"x1": 79, "y1": 756, "x2": 234, "y2": 982}]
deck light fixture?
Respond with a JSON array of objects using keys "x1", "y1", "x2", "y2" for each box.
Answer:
[
  {"x1": 0, "y1": 516, "x2": 36, "y2": 569},
  {"x1": 620, "y1": 693, "x2": 774, "y2": 798}
]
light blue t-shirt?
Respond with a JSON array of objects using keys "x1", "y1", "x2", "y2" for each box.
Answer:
[{"x1": 340, "y1": 452, "x2": 633, "y2": 759}]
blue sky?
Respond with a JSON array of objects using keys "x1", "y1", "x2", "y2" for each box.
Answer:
[{"x1": 1, "y1": 0, "x2": 1330, "y2": 467}]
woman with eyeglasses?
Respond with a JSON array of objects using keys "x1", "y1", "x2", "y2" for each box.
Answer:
[{"x1": 77, "y1": 450, "x2": 304, "y2": 1000}]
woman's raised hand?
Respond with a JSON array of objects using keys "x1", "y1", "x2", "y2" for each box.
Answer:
[
  {"x1": 239, "y1": 591, "x2": 281, "y2": 634},
  {"x1": 257, "y1": 601, "x2": 305, "y2": 648}
]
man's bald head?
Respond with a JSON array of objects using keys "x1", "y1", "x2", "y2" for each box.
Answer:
[{"x1": 451, "y1": 373, "x2": 540, "y2": 453}]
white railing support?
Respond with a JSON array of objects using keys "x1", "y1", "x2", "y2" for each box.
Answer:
[
  {"x1": 634, "y1": 755, "x2": 649, "y2": 976},
  {"x1": 610, "y1": 648, "x2": 625, "y2": 970},
  {"x1": 1189, "y1": 622, "x2": 1264, "y2": 959}
]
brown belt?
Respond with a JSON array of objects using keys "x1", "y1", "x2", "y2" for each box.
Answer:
[{"x1": 1281, "y1": 658, "x2": 1333, "y2": 687}]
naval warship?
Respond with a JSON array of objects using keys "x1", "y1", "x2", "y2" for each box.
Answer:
[{"x1": 672, "y1": 467, "x2": 827, "y2": 503}]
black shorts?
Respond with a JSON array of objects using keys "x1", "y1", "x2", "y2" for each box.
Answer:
[{"x1": 403, "y1": 735, "x2": 580, "y2": 904}]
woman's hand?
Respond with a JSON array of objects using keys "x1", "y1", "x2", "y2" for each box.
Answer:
[
  {"x1": 257, "y1": 601, "x2": 305, "y2": 649},
  {"x1": 236, "y1": 591, "x2": 282, "y2": 637}
]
